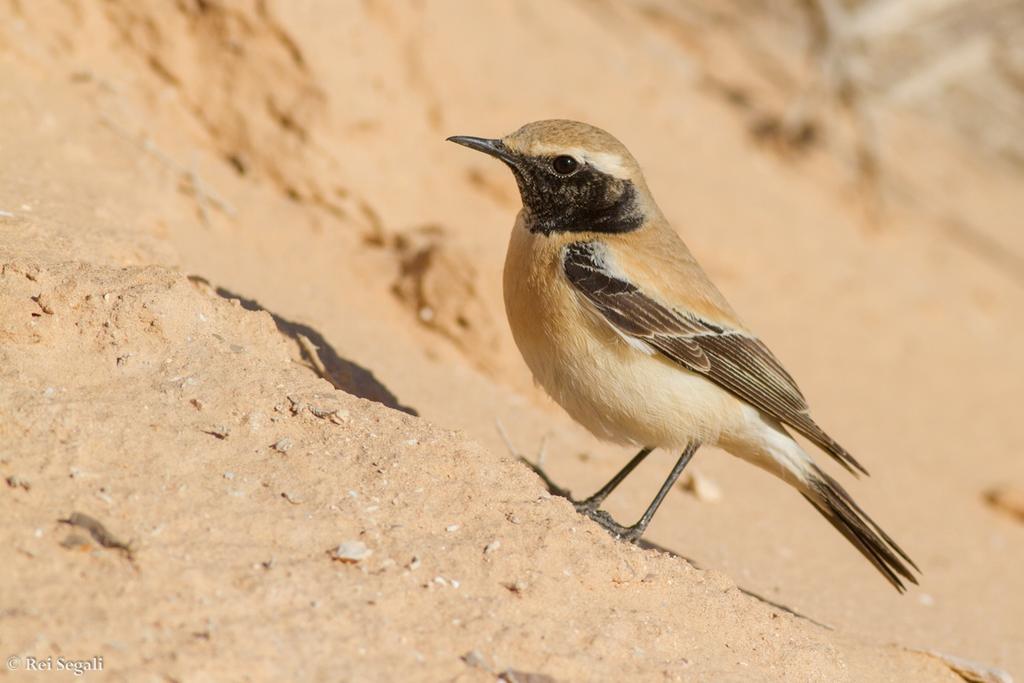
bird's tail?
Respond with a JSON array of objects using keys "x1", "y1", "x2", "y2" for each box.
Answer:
[
  {"x1": 798, "y1": 463, "x2": 919, "y2": 592},
  {"x1": 734, "y1": 418, "x2": 920, "y2": 591}
]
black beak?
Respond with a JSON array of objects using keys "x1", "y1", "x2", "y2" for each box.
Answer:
[{"x1": 446, "y1": 135, "x2": 518, "y2": 166}]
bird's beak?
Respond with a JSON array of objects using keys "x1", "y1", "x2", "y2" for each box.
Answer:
[{"x1": 446, "y1": 135, "x2": 519, "y2": 166}]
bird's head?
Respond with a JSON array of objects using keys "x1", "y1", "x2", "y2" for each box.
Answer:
[{"x1": 448, "y1": 120, "x2": 654, "y2": 236}]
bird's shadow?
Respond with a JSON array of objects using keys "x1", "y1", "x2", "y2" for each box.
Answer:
[
  {"x1": 199, "y1": 279, "x2": 417, "y2": 416},
  {"x1": 520, "y1": 455, "x2": 832, "y2": 630}
]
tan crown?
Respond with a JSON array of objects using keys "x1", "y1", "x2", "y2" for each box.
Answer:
[{"x1": 501, "y1": 119, "x2": 643, "y2": 181}]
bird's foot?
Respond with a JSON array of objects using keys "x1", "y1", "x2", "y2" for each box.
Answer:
[
  {"x1": 574, "y1": 506, "x2": 644, "y2": 544},
  {"x1": 518, "y1": 456, "x2": 645, "y2": 544}
]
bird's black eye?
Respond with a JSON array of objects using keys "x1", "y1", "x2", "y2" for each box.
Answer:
[{"x1": 552, "y1": 155, "x2": 579, "y2": 175}]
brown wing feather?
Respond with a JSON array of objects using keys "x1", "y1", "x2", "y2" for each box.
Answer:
[{"x1": 563, "y1": 241, "x2": 868, "y2": 476}]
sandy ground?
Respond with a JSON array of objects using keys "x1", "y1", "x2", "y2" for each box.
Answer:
[{"x1": 2, "y1": 1, "x2": 1022, "y2": 681}]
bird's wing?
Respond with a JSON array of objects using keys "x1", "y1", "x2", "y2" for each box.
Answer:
[{"x1": 563, "y1": 240, "x2": 867, "y2": 476}]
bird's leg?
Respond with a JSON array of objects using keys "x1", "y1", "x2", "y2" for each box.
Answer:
[
  {"x1": 521, "y1": 442, "x2": 699, "y2": 544},
  {"x1": 582, "y1": 441, "x2": 699, "y2": 544},
  {"x1": 518, "y1": 446, "x2": 653, "y2": 505},
  {"x1": 573, "y1": 447, "x2": 654, "y2": 514}
]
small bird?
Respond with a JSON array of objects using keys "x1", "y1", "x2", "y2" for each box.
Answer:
[{"x1": 448, "y1": 120, "x2": 918, "y2": 591}]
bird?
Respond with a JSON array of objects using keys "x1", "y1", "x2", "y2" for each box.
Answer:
[{"x1": 447, "y1": 119, "x2": 918, "y2": 591}]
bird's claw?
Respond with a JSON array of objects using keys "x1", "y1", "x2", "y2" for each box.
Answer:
[
  {"x1": 575, "y1": 506, "x2": 644, "y2": 544},
  {"x1": 520, "y1": 456, "x2": 644, "y2": 544}
]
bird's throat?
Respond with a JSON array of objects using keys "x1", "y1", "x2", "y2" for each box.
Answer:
[{"x1": 521, "y1": 177, "x2": 645, "y2": 236}]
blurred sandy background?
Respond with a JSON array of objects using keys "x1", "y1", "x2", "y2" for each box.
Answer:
[{"x1": 1, "y1": 1, "x2": 1023, "y2": 681}]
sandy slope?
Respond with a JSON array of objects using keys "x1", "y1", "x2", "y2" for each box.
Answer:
[
  {"x1": 1, "y1": 1, "x2": 1022, "y2": 680},
  {"x1": 0, "y1": 252, "x2": 959, "y2": 682}
]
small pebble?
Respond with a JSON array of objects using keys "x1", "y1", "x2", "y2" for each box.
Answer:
[
  {"x1": 984, "y1": 485, "x2": 1024, "y2": 522},
  {"x1": 407, "y1": 556, "x2": 421, "y2": 571},
  {"x1": 330, "y1": 541, "x2": 372, "y2": 563},
  {"x1": 32, "y1": 294, "x2": 54, "y2": 314},
  {"x1": 272, "y1": 437, "x2": 293, "y2": 453},
  {"x1": 245, "y1": 411, "x2": 263, "y2": 431},
  {"x1": 484, "y1": 540, "x2": 501, "y2": 554},
  {"x1": 5, "y1": 475, "x2": 31, "y2": 491},
  {"x1": 461, "y1": 650, "x2": 488, "y2": 670},
  {"x1": 679, "y1": 470, "x2": 722, "y2": 503},
  {"x1": 446, "y1": 524, "x2": 460, "y2": 533},
  {"x1": 223, "y1": 471, "x2": 236, "y2": 480}
]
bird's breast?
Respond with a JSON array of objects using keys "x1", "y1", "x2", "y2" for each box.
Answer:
[{"x1": 502, "y1": 219, "x2": 740, "y2": 448}]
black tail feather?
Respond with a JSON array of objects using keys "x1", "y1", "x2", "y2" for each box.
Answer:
[{"x1": 803, "y1": 466, "x2": 919, "y2": 592}]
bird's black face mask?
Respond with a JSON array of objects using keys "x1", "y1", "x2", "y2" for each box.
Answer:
[{"x1": 447, "y1": 135, "x2": 644, "y2": 236}]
